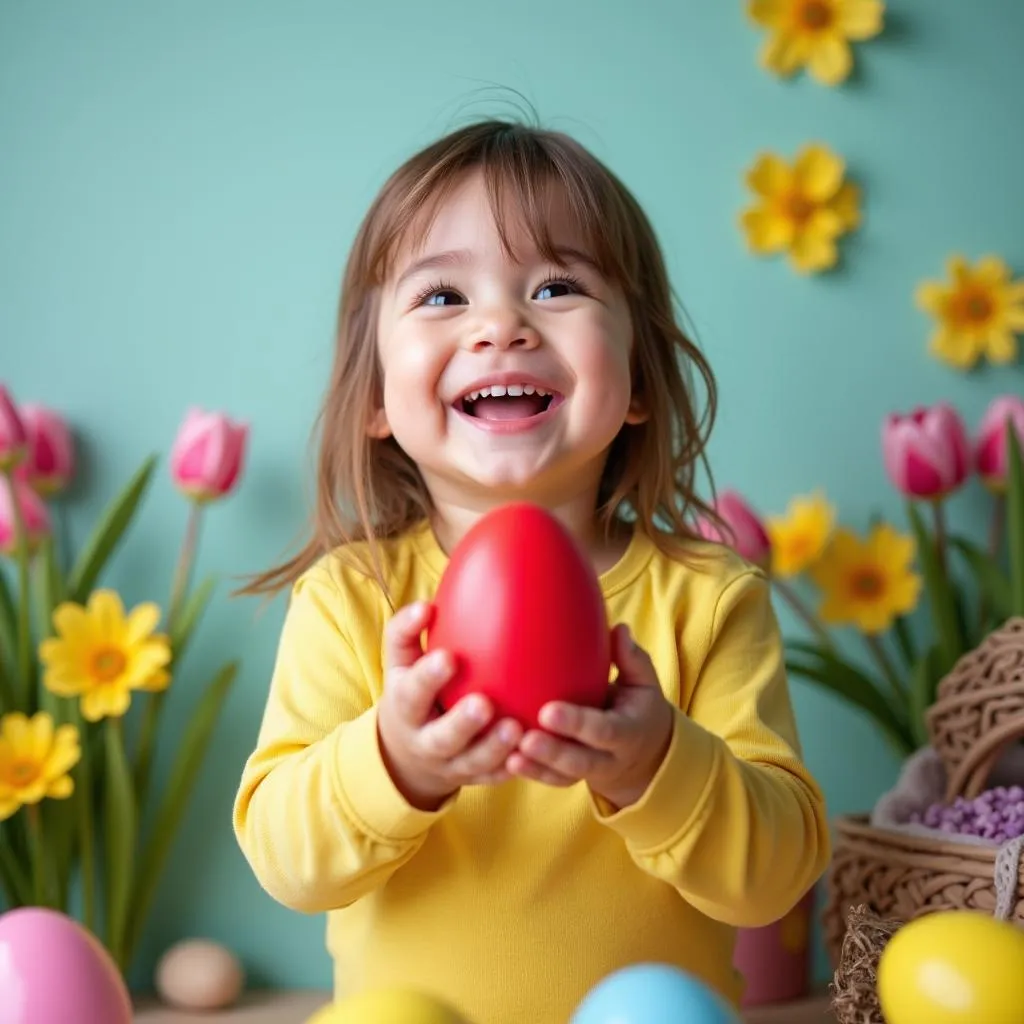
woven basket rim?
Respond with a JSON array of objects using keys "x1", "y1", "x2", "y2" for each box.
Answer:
[{"x1": 924, "y1": 617, "x2": 1024, "y2": 802}]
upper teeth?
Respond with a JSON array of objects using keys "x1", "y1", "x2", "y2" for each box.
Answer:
[{"x1": 464, "y1": 384, "x2": 551, "y2": 401}]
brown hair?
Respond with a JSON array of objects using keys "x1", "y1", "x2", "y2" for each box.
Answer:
[{"x1": 241, "y1": 119, "x2": 720, "y2": 598}]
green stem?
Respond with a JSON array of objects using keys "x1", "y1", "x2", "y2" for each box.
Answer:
[
  {"x1": 26, "y1": 803, "x2": 48, "y2": 906},
  {"x1": 931, "y1": 498, "x2": 948, "y2": 576},
  {"x1": 978, "y1": 494, "x2": 1006, "y2": 631},
  {"x1": 3, "y1": 471, "x2": 34, "y2": 708},
  {"x1": 772, "y1": 578, "x2": 836, "y2": 650},
  {"x1": 134, "y1": 503, "x2": 202, "y2": 808},
  {"x1": 0, "y1": 826, "x2": 33, "y2": 905},
  {"x1": 76, "y1": 716, "x2": 96, "y2": 931},
  {"x1": 864, "y1": 633, "x2": 904, "y2": 708}
]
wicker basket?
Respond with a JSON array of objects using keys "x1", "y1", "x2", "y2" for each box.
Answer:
[{"x1": 822, "y1": 617, "x2": 1024, "y2": 967}]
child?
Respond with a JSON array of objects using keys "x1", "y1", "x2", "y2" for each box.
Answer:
[{"x1": 233, "y1": 119, "x2": 831, "y2": 1024}]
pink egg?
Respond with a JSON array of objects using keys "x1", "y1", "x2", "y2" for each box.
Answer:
[{"x1": 0, "y1": 907, "x2": 133, "y2": 1024}]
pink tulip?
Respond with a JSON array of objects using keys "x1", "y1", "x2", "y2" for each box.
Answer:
[
  {"x1": 170, "y1": 408, "x2": 248, "y2": 502},
  {"x1": 974, "y1": 395, "x2": 1024, "y2": 492},
  {"x1": 15, "y1": 404, "x2": 75, "y2": 496},
  {"x1": 882, "y1": 403, "x2": 971, "y2": 500},
  {"x1": 0, "y1": 385, "x2": 28, "y2": 472},
  {"x1": 0, "y1": 477, "x2": 52, "y2": 556},
  {"x1": 695, "y1": 490, "x2": 772, "y2": 569}
]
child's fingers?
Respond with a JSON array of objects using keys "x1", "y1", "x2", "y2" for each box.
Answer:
[
  {"x1": 415, "y1": 693, "x2": 493, "y2": 760},
  {"x1": 392, "y1": 649, "x2": 455, "y2": 727},
  {"x1": 536, "y1": 701, "x2": 623, "y2": 752},
  {"x1": 383, "y1": 601, "x2": 433, "y2": 672},
  {"x1": 518, "y1": 729, "x2": 612, "y2": 779},
  {"x1": 506, "y1": 751, "x2": 576, "y2": 788},
  {"x1": 448, "y1": 717, "x2": 522, "y2": 778}
]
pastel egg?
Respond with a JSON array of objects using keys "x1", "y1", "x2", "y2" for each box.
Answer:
[{"x1": 154, "y1": 938, "x2": 245, "y2": 1010}]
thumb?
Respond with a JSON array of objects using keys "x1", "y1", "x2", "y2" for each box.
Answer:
[
  {"x1": 611, "y1": 624, "x2": 659, "y2": 688},
  {"x1": 384, "y1": 601, "x2": 433, "y2": 672}
]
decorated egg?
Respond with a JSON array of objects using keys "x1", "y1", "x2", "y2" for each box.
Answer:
[
  {"x1": 877, "y1": 910, "x2": 1024, "y2": 1024},
  {"x1": 154, "y1": 937, "x2": 244, "y2": 1010},
  {"x1": 429, "y1": 503, "x2": 610, "y2": 729},
  {"x1": 305, "y1": 988, "x2": 471, "y2": 1023},
  {"x1": 0, "y1": 907, "x2": 133, "y2": 1024},
  {"x1": 570, "y1": 963, "x2": 741, "y2": 1024}
]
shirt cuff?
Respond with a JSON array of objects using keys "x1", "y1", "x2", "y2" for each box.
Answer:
[
  {"x1": 590, "y1": 709, "x2": 723, "y2": 853},
  {"x1": 331, "y1": 706, "x2": 454, "y2": 842}
]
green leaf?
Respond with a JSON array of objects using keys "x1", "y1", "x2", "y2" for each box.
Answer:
[
  {"x1": 0, "y1": 823, "x2": 32, "y2": 906},
  {"x1": 124, "y1": 661, "x2": 238, "y2": 963},
  {"x1": 0, "y1": 567, "x2": 16, "y2": 672},
  {"x1": 35, "y1": 536, "x2": 66, "y2": 720},
  {"x1": 949, "y1": 535, "x2": 1012, "y2": 624},
  {"x1": 169, "y1": 575, "x2": 216, "y2": 664},
  {"x1": 908, "y1": 644, "x2": 943, "y2": 750},
  {"x1": 906, "y1": 501, "x2": 962, "y2": 675},
  {"x1": 786, "y1": 640, "x2": 914, "y2": 755},
  {"x1": 1007, "y1": 422, "x2": 1024, "y2": 617},
  {"x1": 103, "y1": 718, "x2": 136, "y2": 968},
  {"x1": 67, "y1": 455, "x2": 157, "y2": 604},
  {"x1": 892, "y1": 614, "x2": 917, "y2": 669}
]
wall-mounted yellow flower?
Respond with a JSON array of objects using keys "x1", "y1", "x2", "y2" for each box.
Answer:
[
  {"x1": 39, "y1": 589, "x2": 172, "y2": 722},
  {"x1": 766, "y1": 491, "x2": 835, "y2": 577},
  {"x1": 740, "y1": 144, "x2": 860, "y2": 275},
  {"x1": 915, "y1": 255, "x2": 1024, "y2": 370},
  {"x1": 0, "y1": 711, "x2": 81, "y2": 821},
  {"x1": 811, "y1": 523, "x2": 921, "y2": 633},
  {"x1": 747, "y1": 0, "x2": 885, "y2": 86}
]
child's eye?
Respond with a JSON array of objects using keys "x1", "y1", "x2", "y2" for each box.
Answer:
[
  {"x1": 534, "y1": 274, "x2": 586, "y2": 301},
  {"x1": 412, "y1": 280, "x2": 466, "y2": 307}
]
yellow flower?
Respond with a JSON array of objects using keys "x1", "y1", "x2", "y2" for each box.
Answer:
[
  {"x1": 915, "y1": 254, "x2": 1024, "y2": 370},
  {"x1": 811, "y1": 524, "x2": 921, "y2": 633},
  {"x1": 747, "y1": 0, "x2": 884, "y2": 86},
  {"x1": 767, "y1": 492, "x2": 835, "y2": 577},
  {"x1": 39, "y1": 589, "x2": 172, "y2": 722},
  {"x1": 740, "y1": 144, "x2": 860, "y2": 274},
  {"x1": 0, "y1": 711, "x2": 81, "y2": 821}
]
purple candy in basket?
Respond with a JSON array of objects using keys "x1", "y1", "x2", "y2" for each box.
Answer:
[{"x1": 909, "y1": 785, "x2": 1024, "y2": 843}]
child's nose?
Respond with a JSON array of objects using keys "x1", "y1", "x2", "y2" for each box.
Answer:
[{"x1": 467, "y1": 308, "x2": 541, "y2": 352}]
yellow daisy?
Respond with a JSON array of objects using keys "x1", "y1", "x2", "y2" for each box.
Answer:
[
  {"x1": 915, "y1": 254, "x2": 1024, "y2": 370},
  {"x1": 766, "y1": 492, "x2": 835, "y2": 577},
  {"x1": 0, "y1": 711, "x2": 81, "y2": 821},
  {"x1": 39, "y1": 589, "x2": 172, "y2": 722},
  {"x1": 740, "y1": 144, "x2": 861, "y2": 274},
  {"x1": 747, "y1": 0, "x2": 885, "y2": 86},
  {"x1": 811, "y1": 524, "x2": 921, "y2": 633}
]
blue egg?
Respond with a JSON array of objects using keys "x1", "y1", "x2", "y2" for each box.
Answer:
[{"x1": 570, "y1": 963, "x2": 741, "y2": 1024}]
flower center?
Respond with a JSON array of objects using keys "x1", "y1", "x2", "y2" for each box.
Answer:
[
  {"x1": 7, "y1": 759, "x2": 39, "y2": 787},
  {"x1": 92, "y1": 647, "x2": 127, "y2": 682},
  {"x1": 955, "y1": 288, "x2": 994, "y2": 325},
  {"x1": 799, "y1": 0, "x2": 834, "y2": 30},
  {"x1": 783, "y1": 192, "x2": 815, "y2": 225},
  {"x1": 850, "y1": 568, "x2": 885, "y2": 599}
]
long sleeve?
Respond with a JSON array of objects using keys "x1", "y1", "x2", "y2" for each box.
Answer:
[
  {"x1": 232, "y1": 563, "x2": 452, "y2": 914},
  {"x1": 591, "y1": 568, "x2": 831, "y2": 927}
]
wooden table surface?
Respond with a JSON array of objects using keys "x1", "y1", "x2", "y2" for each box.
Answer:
[{"x1": 134, "y1": 989, "x2": 835, "y2": 1022}]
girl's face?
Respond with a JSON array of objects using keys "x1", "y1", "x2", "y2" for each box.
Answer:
[{"x1": 373, "y1": 170, "x2": 644, "y2": 515}]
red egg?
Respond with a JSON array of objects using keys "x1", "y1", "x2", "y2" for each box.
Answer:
[{"x1": 428, "y1": 503, "x2": 611, "y2": 729}]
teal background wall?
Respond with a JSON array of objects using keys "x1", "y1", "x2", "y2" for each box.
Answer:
[{"x1": 3, "y1": 0, "x2": 1023, "y2": 993}]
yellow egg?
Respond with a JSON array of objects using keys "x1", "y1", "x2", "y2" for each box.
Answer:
[
  {"x1": 877, "y1": 910, "x2": 1024, "y2": 1024},
  {"x1": 305, "y1": 988, "x2": 471, "y2": 1024}
]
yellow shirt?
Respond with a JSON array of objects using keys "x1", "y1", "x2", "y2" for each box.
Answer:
[{"x1": 232, "y1": 521, "x2": 830, "y2": 1024}]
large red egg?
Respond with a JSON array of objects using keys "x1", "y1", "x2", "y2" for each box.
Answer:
[{"x1": 428, "y1": 503, "x2": 611, "y2": 729}]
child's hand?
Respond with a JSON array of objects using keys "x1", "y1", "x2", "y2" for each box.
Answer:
[
  {"x1": 377, "y1": 601, "x2": 524, "y2": 812},
  {"x1": 508, "y1": 624, "x2": 674, "y2": 811}
]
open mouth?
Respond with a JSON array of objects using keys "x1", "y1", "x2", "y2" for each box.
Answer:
[{"x1": 457, "y1": 383, "x2": 560, "y2": 422}]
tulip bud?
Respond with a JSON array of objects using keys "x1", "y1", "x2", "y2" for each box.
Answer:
[
  {"x1": 974, "y1": 396, "x2": 1024, "y2": 492},
  {"x1": 695, "y1": 490, "x2": 773, "y2": 569},
  {"x1": 0, "y1": 477, "x2": 52, "y2": 556},
  {"x1": 170, "y1": 408, "x2": 248, "y2": 503},
  {"x1": 882, "y1": 403, "x2": 971, "y2": 500},
  {"x1": 0, "y1": 385, "x2": 28, "y2": 473},
  {"x1": 16, "y1": 404, "x2": 75, "y2": 496}
]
